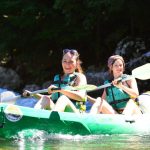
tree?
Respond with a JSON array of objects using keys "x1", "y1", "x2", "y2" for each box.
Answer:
[{"x1": 0, "y1": 0, "x2": 150, "y2": 88}]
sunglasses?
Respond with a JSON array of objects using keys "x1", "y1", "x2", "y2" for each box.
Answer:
[{"x1": 63, "y1": 49, "x2": 79, "y2": 57}]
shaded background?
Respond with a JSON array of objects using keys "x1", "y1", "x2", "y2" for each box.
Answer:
[{"x1": 0, "y1": 0, "x2": 149, "y2": 94}]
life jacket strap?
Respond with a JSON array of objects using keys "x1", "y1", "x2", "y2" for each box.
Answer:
[
  {"x1": 109, "y1": 98, "x2": 129, "y2": 105},
  {"x1": 52, "y1": 81, "x2": 68, "y2": 84}
]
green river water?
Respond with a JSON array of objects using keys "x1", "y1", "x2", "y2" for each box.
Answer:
[{"x1": 0, "y1": 134, "x2": 150, "y2": 150}]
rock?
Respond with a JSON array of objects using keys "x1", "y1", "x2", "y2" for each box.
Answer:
[
  {"x1": 115, "y1": 37, "x2": 150, "y2": 69},
  {"x1": 0, "y1": 66, "x2": 21, "y2": 90},
  {"x1": 114, "y1": 37, "x2": 150, "y2": 93},
  {"x1": 23, "y1": 84, "x2": 41, "y2": 92},
  {"x1": 85, "y1": 71, "x2": 109, "y2": 86}
]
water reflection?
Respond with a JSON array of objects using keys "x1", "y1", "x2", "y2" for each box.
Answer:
[
  {"x1": 17, "y1": 138, "x2": 45, "y2": 150},
  {"x1": 1, "y1": 134, "x2": 150, "y2": 150}
]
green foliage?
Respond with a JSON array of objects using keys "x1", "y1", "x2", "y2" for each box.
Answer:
[{"x1": 0, "y1": 0, "x2": 150, "y2": 88}]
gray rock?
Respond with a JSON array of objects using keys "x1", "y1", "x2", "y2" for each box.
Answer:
[
  {"x1": 0, "y1": 66, "x2": 21, "y2": 90},
  {"x1": 23, "y1": 84, "x2": 41, "y2": 92}
]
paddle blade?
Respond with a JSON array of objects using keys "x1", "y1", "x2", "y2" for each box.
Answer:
[
  {"x1": 0, "y1": 91, "x2": 17, "y2": 104},
  {"x1": 72, "y1": 84, "x2": 97, "y2": 91},
  {"x1": 132, "y1": 63, "x2": 150, "y2": 80}
]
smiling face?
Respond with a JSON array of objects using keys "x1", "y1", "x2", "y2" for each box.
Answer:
[
  {"x1": 111, "y1": 59, "x2": 124, "y2": 78},
  {"x1": 62, "y1": 52, "x2": 77, "y2": 74}
]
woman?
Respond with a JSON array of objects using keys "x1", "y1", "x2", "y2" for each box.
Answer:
[
  {"x1": 90, "y1": 55, "x2": 142, "y2": 115},
  {"x1": 24, "y1": 49, "x2": 87, "y2": 113}
]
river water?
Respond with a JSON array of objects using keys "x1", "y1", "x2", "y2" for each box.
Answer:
[{"x1": 1, "y1": 134, "x2": 150, "y2": 150}]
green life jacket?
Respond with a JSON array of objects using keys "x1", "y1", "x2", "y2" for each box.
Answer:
[
  {"x1": 105, "y1": 78, "x2": 130, "y2": 110},
  {"x1": 51, "y1": 73, "x2": 77, "y2": 102},
  {"x1": 51, "y1": 73, "x2": 86, "y2": 112}
]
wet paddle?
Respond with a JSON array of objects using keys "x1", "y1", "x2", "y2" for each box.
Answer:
[
  {"x1": 23, "y1": 63, "x2": 150, "y2": 94},
  {"x1": 23, "y1": 84, "x2": 97, "y2": 95},
  {"x1": 0, "y1": 84, "x2": 96, "y2": 103},
  {"x1": 1, "y1": 63, "x2": 149, "y2": 102},
  {"x1": 87, "y1": 63, "x2": 150, "y2": 92},
  {"x1": 132, "y1": 63, "x2": 150, "y2": 80}
]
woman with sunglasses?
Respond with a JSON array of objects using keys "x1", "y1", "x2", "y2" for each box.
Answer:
[
  {"x1": 29, "y1": 49, "x2": 87, "y2": 113},
  {"x1": 90, "y1": 55, "x2": 142, "y2": 115}
]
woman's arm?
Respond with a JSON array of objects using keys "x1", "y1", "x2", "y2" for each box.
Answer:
[
  {"x1": 101, "y1": 89, "x2": 106, "y2": 100},
  {"x1": 87, "y1": 95, "x2": 96, "y2": 103},
  {"x1": 112, "y1": 78, "x2": 139, "y2": 98}
]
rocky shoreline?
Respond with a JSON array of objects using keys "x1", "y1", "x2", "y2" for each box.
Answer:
[{"x1": 0, "y1": 37, "x2": 149, "y2": 95}]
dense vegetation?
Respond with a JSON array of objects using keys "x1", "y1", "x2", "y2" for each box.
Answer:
[{"x1": 0, "y1": 0, "x2": 150, "y2": 85}]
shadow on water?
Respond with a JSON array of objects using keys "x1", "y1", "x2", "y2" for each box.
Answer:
[{"x1": 1, "y1": 133, "x2": 150, "y2": 150}]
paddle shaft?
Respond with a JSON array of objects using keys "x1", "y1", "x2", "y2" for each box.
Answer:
[
  {"x1": 27, "y1": 84, "x2": 97, "y2": 95},
  {"x1": 87, "y1": 83, "x2": 112, "y2": 92},
  {"x1": 87, "y1": 76, "x2": 133, "y2": 92},
  {"x1": 1, "y1": 85, "x2": 85, "y2": 102},
  {"x1": 27, "y1": 87, "x2": 60, "y2": 96}
]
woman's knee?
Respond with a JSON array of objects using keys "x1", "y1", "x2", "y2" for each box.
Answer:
[
  {"x1": 127, "y1": 99, "x2": 138, "y2": 108},
  {"x1": 56, "y1": 95, "x2": 70, "y2": 104},
  {"x1": 94, "y1": 97, "x2": 102, "y2": 107},
  {"x1": 34, "y1": 95, "x2": 50, "y2": 109},
  {"x1": 54, "y1": 95, "x2": 76, "y2": 112}
]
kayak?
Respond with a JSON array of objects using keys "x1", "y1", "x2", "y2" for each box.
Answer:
[
  {"x1": 0, "y1": 63, "x2": 150, "y2": 139},
  {"x1": 0, "y1": 100, "x2": 150, "y2": 139}
]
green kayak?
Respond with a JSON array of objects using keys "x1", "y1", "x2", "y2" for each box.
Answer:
[{"x1": 0, "y1": 103, "x2": 150, "y2": 139}]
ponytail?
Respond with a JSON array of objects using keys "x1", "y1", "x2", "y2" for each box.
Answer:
[{"x1": 76, "y1": 58, "x2": 83, "y2": 73}]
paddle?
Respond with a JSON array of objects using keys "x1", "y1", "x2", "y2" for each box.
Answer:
[
  {"x1": 22, "y1": 63, "x2": 150, "y2": 95},
  {"x1": 1, "y1": 63, "x2": 149, "y2": 102},
  {"x1": 87, "y1": 63, "x2": 150, "y2": 92},
  {"x1": 0, "y1": 90, "x2": 39, "y2": 104},
  {"x1": 131, "y1": 63, "x2": 150, "y2": 80},
  {"x1": 0, "y1": 84, "x2": 96, "y2": 103},
  {"x1": 23, "y1": 84, "x2": 97, "y2": 96}
]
